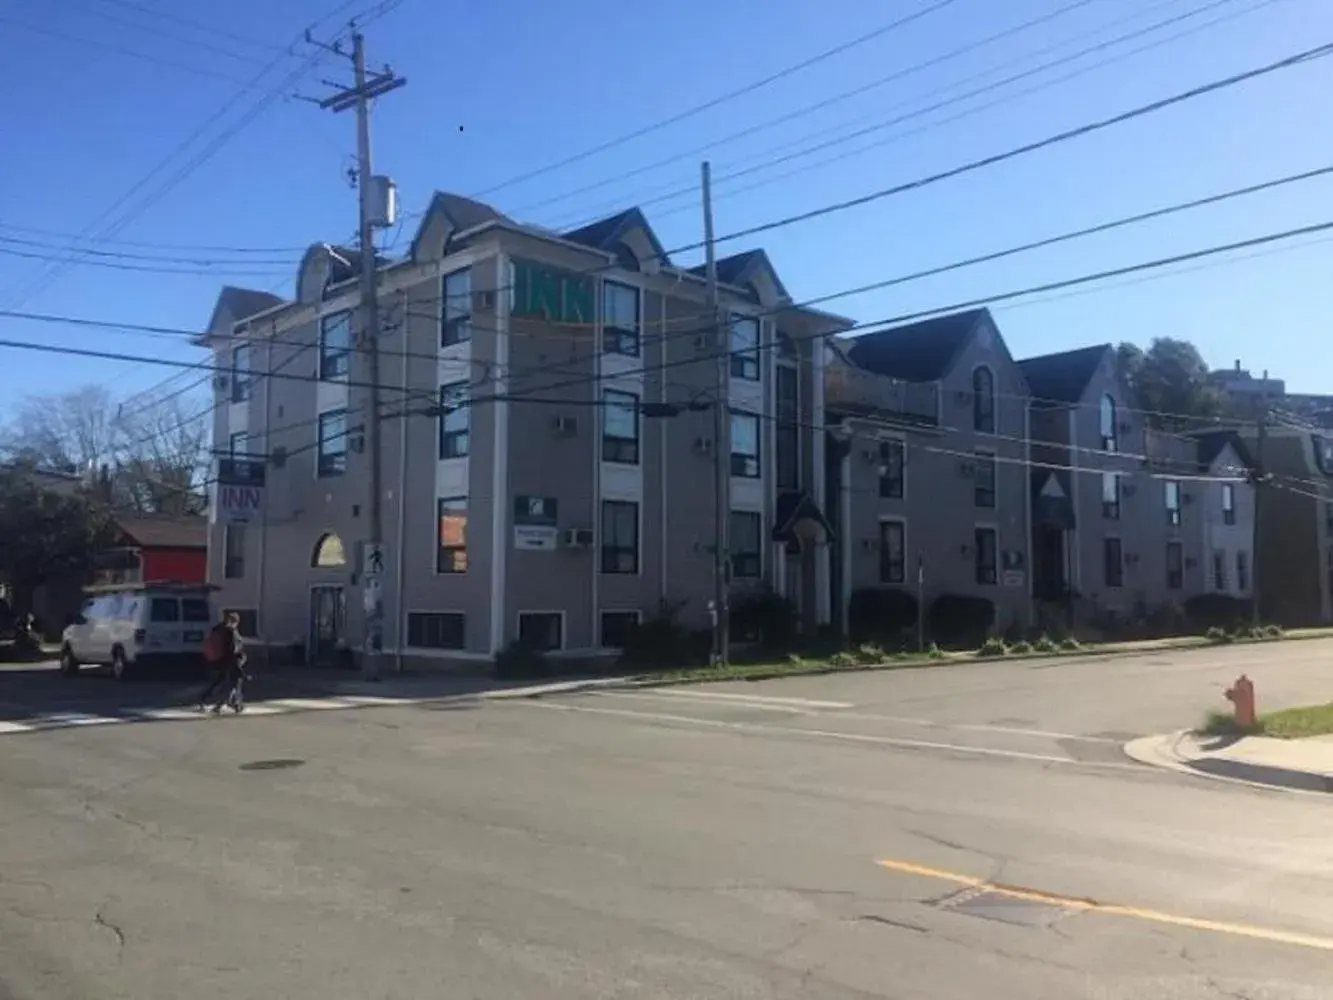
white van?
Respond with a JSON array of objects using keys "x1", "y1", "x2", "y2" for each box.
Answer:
[{"x1": 60, "y1": 583, "x2": 215, "y2": 680}]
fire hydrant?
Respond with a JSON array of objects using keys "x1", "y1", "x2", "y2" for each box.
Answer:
[{"x1": 1225, "y1": 674, "x2": 1257, "y2": 729}]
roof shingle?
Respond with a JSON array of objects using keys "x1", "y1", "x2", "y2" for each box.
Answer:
[
  {"x1": 1017, "y1": 344, "x2": 1109, "y2": 405},
  {"x1": 844, "y1": 309, "x2": 988, "y2": 382}
]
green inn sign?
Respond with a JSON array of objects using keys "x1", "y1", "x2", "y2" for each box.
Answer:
[{"x1": 510, "y1": 258, "x2": 594, "y2": 326}]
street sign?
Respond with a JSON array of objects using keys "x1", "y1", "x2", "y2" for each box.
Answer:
[{"x1": 513, "y1": 494, "x2": 559, "y2": 551}]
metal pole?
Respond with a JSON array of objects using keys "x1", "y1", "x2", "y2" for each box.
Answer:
[
  {"x1": 702, "y1": 162, "x2": 729, "y2": 667},
  {"x1": 1251, "y1": 374, "x2": 1268, "y2": 626}
]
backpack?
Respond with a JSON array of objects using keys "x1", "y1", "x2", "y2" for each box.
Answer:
[{"x1": 203, "y1": 625, "x2": 229, "y2": 664}]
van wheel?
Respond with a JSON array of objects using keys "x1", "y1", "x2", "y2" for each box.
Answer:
[
  {"x1": 111, "y1": 648, "x2": 131, "y2": 682},
  {"x1": 59, "y1": 645, "x2": 80, "y2": 677}
]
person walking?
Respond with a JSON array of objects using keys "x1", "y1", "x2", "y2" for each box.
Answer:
[{"x1": 198, "y1": 611, "x2": 247, "y2": 714}]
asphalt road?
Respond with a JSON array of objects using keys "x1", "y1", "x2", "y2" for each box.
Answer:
[{"x1": 1, "y1": 640, "x2": 1330, "y2": 998}]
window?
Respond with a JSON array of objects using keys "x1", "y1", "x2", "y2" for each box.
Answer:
[
  {"x1": 776, "y1": 330, "x2": 797, "y2": 361},
  {"x1": 230, "y1": 344, "x2": 252, "y2": 403},
  {"x1": 879, "y1": 520, "x2": 905, "y2": 584},
  {"x1": 317, "y1": 409, "x2": 348, "y2": 477},
  {"x1": 224, "y1": 524, "x2": 245, "y2": 579},
  {"x1": 406, "y1": 612, "x2": 465, "y2": 650},
  {"x1": 436, "y1": 497, "x2": 467, "y2": 573},
  {"x1": 602, "y1": 390, "x2": 639, "y2": 465},
  {"x1": 974, "y1": 527, "x2": 998, "y2": 585},
  {"x1": 775, "y1": 365, "x2": 799, "y2": 490},
  {"x1": 600, "y1": 611, "x2": 640, "y2": 649},
  {"x1": 730, "y1": 316, "x2": 760, "y2": 381},
  {"x1": 438, "y1": 382, "x2": 470, "y2": 459},
  {"x1": 972, "y1": 366, "x2": 995, "y2": 433},
  {"x1": 973, "y1": 452, "x2": 996, "y2": 508},
  {"x1": 730, "y1": 411, "x2": 760, "y2": 477},
  {"x1": 1102, "y1": 472, "x2": 1120, "y2": 520},
  {"x1": 729, "y1": 511, "x2": 762, "y2": 579},
  {"x1": 1103, "y1": 537, "x2": 1123, "y2": 588},
  {"x1": 149, "y1": 598, "x2": 179, "y2": 623},
  {"x1": 1100, "y1": 394, "x2": 1117, "y2": 451},
  {"x1": 1236, "y1": 551, "x2": 1250, "y2": 591},
  {"x1": 1213, "y1": 550, "x2": 1227, "y2": 591},
  {"x1": 1165, "y1": 480, "x2": 1181, "y2": 526},
  {"x1": 1221, "y1": 483, "x2": 1236, "y2": 525},
  {"x1": 1166, "y1": 541, "x2": 1184, "y2": 590},
  {"x1": 181, "y1": 599, "x2": 210, "y2": 623},
  {"x1": 602, "y1": 281, "x2": 640, "y2": 356},
  {"x1": 600, "y1": 500, "x2": 639, "y2": 574},
  {"x1": 229, "y1": 431, "x2": 249, "y2": 459},
  {"x1": 312, "y1": 532, "x2": 347, "y2": 568},
  {"x1": 878, "y1": 440, "x2": 904, "y2": 499},
  {"x1": 518, "y1": 612, "x2": 563, "y2": 651},
  {"x1": 441, "y1": 268, "x2": 471, "y2": 346},
  {"x1": 319, "y1": 311, "x2": 351, "y2": 380}
]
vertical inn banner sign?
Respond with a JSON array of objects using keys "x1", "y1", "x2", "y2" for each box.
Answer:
[{"x1": 216, "y1": 458, "x2": 266, "y2": 525}]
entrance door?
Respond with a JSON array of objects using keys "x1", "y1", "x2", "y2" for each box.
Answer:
[
  {"x1": 308, "y1": 586, "x2": 345, "y2": 667},
  {"x1": 784, "y1": 540, "x2": 805, "y2": 633},
  {"x1": 1036, "y1": 528, "x2": 1068, "y2": 600}
]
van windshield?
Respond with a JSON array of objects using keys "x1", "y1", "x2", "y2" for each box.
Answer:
[{"x1": 181, "y1": 599, "x2": 210, "y2": 623}]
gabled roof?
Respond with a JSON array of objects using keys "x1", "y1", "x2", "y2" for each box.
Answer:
[
  {"x1": 203, "y1": 285, "x2": 287, "y2": 336},
  {"x1": 113, "y1": 514, "x2": 207, "y2": 551},
  {"x1": 409, "y1": 191, "x2": 511, "y2": 259},
  {"x1": 844, "y1": 308, "x2": 989, "y2": 383},
  {"x1": 687, "y1": 249, "x2": 789, "y2": 301},
  {"x1": 1017, "y1": 344, "x2": 1110, "y2": 406},
  {"x1": 563, "y1": 207, "x2": 669, "y2": 268},
  {"x1": 1194, "y1": 429, "x2": 1257, "y2": 472}
]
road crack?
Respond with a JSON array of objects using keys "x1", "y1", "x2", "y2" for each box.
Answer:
[{"x1": 94, "y1": 908, "x2": 125, "y2": 961}]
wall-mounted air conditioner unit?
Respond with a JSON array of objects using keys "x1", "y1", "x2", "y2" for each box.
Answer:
[
  {"x1": 552, "y1": 415, "x2": 577, "y2": 437},
  {"x1": 562, "y1": 527, "x2": 594, "y2": 549},
  {"x1": 693, "y1": 437, "x2": 713, "y2": 455}
]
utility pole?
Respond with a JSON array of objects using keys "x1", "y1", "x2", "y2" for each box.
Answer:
[
  {"x1": 702, "y1": 161, "x2": 730, "y2": 667},
  {"x1": 1251, "y1": 373, "x2": 1269, "y2": 627},
  {"x1": 317, "y1": 29, "x2": 406, "y2": 680}
]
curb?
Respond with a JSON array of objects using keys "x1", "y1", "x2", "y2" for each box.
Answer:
[{"x1": 1124, "y1": 731, "x2": 1333, "y2": 796}]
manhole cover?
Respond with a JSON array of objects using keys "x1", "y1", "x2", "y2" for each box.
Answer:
[
  {"x1": 239, "y1": 758, "x2": 305, "y2": 771},
  {"x1": 940, "y1": 888, "x2": 1071, "y2": 928}
]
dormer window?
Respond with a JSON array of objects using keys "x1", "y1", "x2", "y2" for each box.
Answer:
[
  {"x1": 972, "y1": 366, "x2": 995, "y2": 433},
  {"x1": 1100, "y1": 394, "x2": 1117, "y2": 452}
]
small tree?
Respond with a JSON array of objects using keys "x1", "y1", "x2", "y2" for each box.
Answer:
[{"x1": 0, "y1": 465, "x2": 115, "y2": 614}]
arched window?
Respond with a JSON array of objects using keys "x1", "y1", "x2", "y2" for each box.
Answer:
[
  {"x1": 1100, "y1": 394, "x2": 1117, "y2": 451},
  {"x1": 972, "y1": 366, "x2": 995, "y2": 433},
  {"x1": 311, "y1": 532, "x2": 347, "y2": 568}
]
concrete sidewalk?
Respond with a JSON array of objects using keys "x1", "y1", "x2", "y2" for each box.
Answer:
[{"x1": 1126, "y1": 730, "x2": 1333, "y2": 794}]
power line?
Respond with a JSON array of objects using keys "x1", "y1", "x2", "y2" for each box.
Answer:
[
  {"x1": 0, "y1": 245, "x2": 288, "y2": 277},
  {"x1": 555, "y1": 0, "x2": 1272, "y2": 231},
  {"x1": 0, "y1": 233, "x2": 300, "y2": 267},
  {"x1": 0, "y1": 222, "x2": 308, "y2": 256},
  {"x1": 85, "y1": 0, "x2": 289, "y2": 54},
  {"x1": 3, "y1": 215, "x2": 1331, "y2": 430},
  {"x1": 469, "y1": 0, "x2": 964, "y2": 198},
  {"x1": 670, "y1": 32, "x2": 1333, "y2": 256},
  {"x1": 63, "y1": 0, "x2": 281, "y2": 67},
  {"x1": 509, "y1": 0, "x2": 1103, "y2": 218}
]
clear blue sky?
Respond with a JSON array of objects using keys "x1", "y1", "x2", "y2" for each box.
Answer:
[{"x1": 2, "y1": 0, "x2": 1331, "y2": 415}]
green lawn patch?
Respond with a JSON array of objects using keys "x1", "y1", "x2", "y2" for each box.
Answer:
[{"x1": 1198, "y1": 702, "x2": 1333, "y2": 740}]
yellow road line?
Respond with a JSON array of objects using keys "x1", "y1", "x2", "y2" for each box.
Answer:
[{"x1": 876, "y1": 858, "x2": 1333, "y2": 952}]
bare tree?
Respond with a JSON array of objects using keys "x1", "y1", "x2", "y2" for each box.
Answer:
[{"x1": 0, "y1": 384, "x2": 209, "y2": 514}]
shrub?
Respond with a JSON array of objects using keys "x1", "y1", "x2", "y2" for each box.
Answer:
[
  {"x1": 854, "y1": 642, "x2": 885, "y2": 664},
  {"x1": 1205, "y1": 626, "x2": 1233, "y2": 644},
  {"x1": 1009, "y1": 639, "x2": 1033, "y2": 655},
  {"x1": 829, "y1": 651, "x2": 859, "y2": 668},
  {"x1": 1263, "y1": 624, "x2": 1285, "y2": 639},
  {"x1": 1059, "y1": 636, "x2": 1081, "y2": 651},
  {"x1": 786, "y1": 653, "x2": 805, "y2": 667},
  {"x1": 848, "y1": 587, "x2": 919, "y2": 644},
  {"x1": 975, "y1": 637, "x2": 1008, "y2": 659},
  {"x1": 620, "y1": 612, "x2": 700, "y2": 669},
  {"x1": 730, "y1": 590, "x2": 797, "y2": 651},
  {"x1": 1184, "y1": 593, "x2": 1249, "y2": 632},
  {"x1": 494, "y1": 640, "x2": 550, "y2": 680},
  {"x1": 1033, "y1": 635, "x2": 1058, "y2": 653},
  {"x1": 926, "y1": 642, "x2": 945, "y2": 659},
  {"x1": 928, "y1": 594, "x2": 995, "y2": 649}
]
